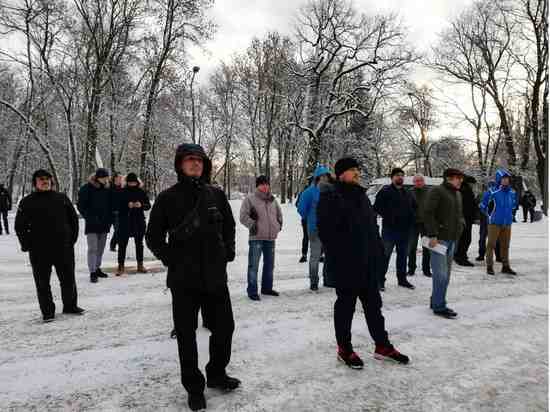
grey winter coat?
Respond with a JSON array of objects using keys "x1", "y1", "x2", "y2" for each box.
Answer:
[{"x1": 240, "y1": 190, "x2": 283, "y2": 241}]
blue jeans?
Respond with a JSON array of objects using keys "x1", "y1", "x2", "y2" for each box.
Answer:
[
  {"x1": 382, "y1": 228, "x2": 409, "y2": 284},
  {"x1": 247, "y1": 240, "x2": 275, "y2": 297},
  {"x1": 430, "y1": 240, "x2": 456, "y2": 312}
]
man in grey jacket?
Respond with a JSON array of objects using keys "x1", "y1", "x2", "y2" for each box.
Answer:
[{"x1": 240, "y1": 175, "x2": 283, "y2": 301}]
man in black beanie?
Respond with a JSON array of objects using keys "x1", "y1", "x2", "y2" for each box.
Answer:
[
  {"x1": 318, "y1": 157, "x2": 409, "y2": 368},
  {"x1": 374, "y1": 167, "x2": 416, "y2": 290},
  {"x1": 15, "y1": 169, "x2": 84, "y2": 322},
  {"x1": 146, "y1": 143, "x2": 239, "y2": 411}
]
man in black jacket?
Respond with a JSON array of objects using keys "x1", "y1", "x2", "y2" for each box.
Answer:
[
  {"x1": 146, "y1": 144, "x2": 238, "y2": 411},
  {"x1": 318, "y1": 157, "x2": 409, "y2": 370},
  {"x1": 374, "y1": 168, "x2": 416, "y2": 290},
  {"x1": 15, "y1": 170, "x2": 84, "y2": 322},
  {"x1": 454, "y1": 176, "x2": 477, "y2": 266},
  {"x1": 78, "y1": 168, "x2": 113, "y2": 283},
  {"x1": 0, "y1": 183, "x2": 12, "y2": 234}
]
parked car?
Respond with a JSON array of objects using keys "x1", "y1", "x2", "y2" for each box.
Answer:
[{"x1": 366, "y1": 176, "x2": 443, "y2": 204}]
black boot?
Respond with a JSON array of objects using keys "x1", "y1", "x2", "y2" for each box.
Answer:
[
  {"x1": 90, "y1": 273, "x2": 98, "y2": 283},
  {"x1": 207, "y1": 375, "x2": 241, "y2": 391},
  {"x1": 487, "y1": 266, "x2": 495, "y2": 275},
  {"x1": 96, "y1": 269, "x2": 108, "y2": 278},
  {"x1": 502, "y1": 266, "x2": 517, "y2": 275},
  {"x1": 398, "y1": 279, "x2": 415, "y2": 289},
  {"x1": 299, "y1": 255, "x2": 307, "y2": 263},
  {"x1": 188, "y1": 393, "x2": 206, "y2": 411},
  {"x1": 63, "y1": 306, "x2": 85, "y2": 315}
]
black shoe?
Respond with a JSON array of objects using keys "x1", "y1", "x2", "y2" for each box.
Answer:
[
  {"x1": 188, "y1": 393, "x2": 206, "y2": 411},
  {"x1": 63, "y1": 306, "x2": 85, "y2": 315},
  {"x1": 43, "y1": 313, "x2": 55, "y2": 323},
  {"x1": 455, "y1": 258, "x2": 474, "y2": 267},
  {"x1": 434, "y1": 308, "x2": 457, "y2": 319},
  {"x1": 299, "y1": 255, "x2": 307, "y2": 263},
  {"x1": 90, "y1": 273, "x2": 98, "y2": 283},
  {"x1": 261, "y1": 290, "x2": 280, "y2": 296},
  {"x1": 502, "y1": 266, "x2": 517, "y2": 275},
  {"x1": 446, "y1": 307, "x2": 457, "y2": 316},
  {"x1": 170, "y1": 329, "x2": 177, "y2": 339},
  {"x1": 248, "y1": 295, "x2": 261, "y2": 301},
  {"x1": 423, "y1": 271, "x2": 432, "y2": 278},
  {"x1": 398, "y1": 280, "x2": 415, "y2": 290},
  {"x1": 95, "y1": 269, "x2": 108, "y2": 278},
  {"x1": 207, "y1": 375, "x2": 241, "y2": 391},
  {"x1": 407, "y1": 271, "x2": 415, "y2": 277},
  {"x1": 310, "y1": 284, "x2": 319, "y2": 291},
  {"x1": 475, "y1": 256, "x2": 485, "y2": 262},
  {"x1": 337, "y1": 347, "x2": 364, "y2": 369},
  {"x1": 487, "y1": 266, "x2": 495, "y2": 275}
]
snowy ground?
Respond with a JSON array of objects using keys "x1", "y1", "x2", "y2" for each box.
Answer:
[{"x1": 0, "y1": 200, "x2": 548, "y2": 412}]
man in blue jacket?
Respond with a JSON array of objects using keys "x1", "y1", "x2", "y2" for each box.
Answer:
[
  {"x1": 479, "y1": 169, "x2": 517, "y2": 275},
  {"x1": 298, "y1": 165, "x2": 331, "y2": 291}
]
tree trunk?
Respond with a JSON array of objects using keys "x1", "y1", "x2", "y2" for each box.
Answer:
[{"x1": 84, "y1": 73, "x2": 103, "y2": 178}]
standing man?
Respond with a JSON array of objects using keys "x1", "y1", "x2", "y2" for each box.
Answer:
[
  {"x1": 407, "y1": 175, "x2": 431, "y2": 277},
  {"x1": 15, "y1": 169, "x2": 84, "y2": 322},
  {"x1": 480, "y1": 168, "x2": 517, "y2": 275},
  {"x1": 476, "y1": 181, "x2": 502, "y2": 262},
  {"x1": 424, "y1": 168, "x2": 465, "y2": 319},
  {"x1": 297, "y1": 165, "x2": 331, "y2": 291},
  {"x1": 240, "y1": 175, "x2": 282, "y2": 300},
  {"x1": 521, "y1": 190, "x2": 537, "y2": 223},
  {"x1": 109, "y1": 173, "x2": 124, "y2": 252},
  {"x1": 454, "y1": 175, "x2": 477, "y2": 267},
  {"x1": 114, "y1": 173, "x2": 151, "y2": 275},
  {"x1": 77, "y1": 168, "x2": 113, "y2": 283},
  {"x1": 374, "y1": 168, "x2": 416, "y2": 290},
  {"x1": 296, "y1": 176, "x2": 313, "y2": 263},
  {"x1": 146, "y1": 144, "x2": 239, "y2": 411},
  {"x1": 318, "y1": 157, "x2": 409, "y2": 369},
  {"x1": 0, "y1": 183, "x2": 12, "y2": 235}
]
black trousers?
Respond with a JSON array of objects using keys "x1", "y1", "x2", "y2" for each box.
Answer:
[
  {"x1": 171, "y1": 285, "x2": 235, "y2": 395},
  {"x1": 408, "y1": 223, "x2": 430, "y2": 274},
  {"x1": 0, "y1": 210, "x2": 8, "y2": 234},
  {"x1": 522, "y1": 206, "x2": 535, "y2": 222},
  {"x1": 455, "y1": 221, "x2": 473, "y2": 260},
  {"x1": 118, "y1": 234, "x2": 144, "y2": 265},
  {"x1": 334, "y1": 284, "x2": 390, "y2": 352},
  {"x1": 29, "y1": 247, "x2": 78, "y2": 317},
  {"x1": 301, "y1": 219, "x2": 309, "y2": 256}
]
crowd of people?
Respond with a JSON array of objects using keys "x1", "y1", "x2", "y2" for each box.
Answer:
[{"x1": 3, "y1": 141, "x2": 540, "y2": 411}]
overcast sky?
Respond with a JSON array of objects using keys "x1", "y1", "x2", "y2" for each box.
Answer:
[{"x1": 189, "y1": 0, "x2": 474, "y2": 83}]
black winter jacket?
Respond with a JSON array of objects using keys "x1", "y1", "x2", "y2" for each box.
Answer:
[
  {"x1": 317, "y1": 182, "x2": 386, "y2": 289},
  {"x1": 0, "y1": 187, "x2": 12, "y2": 211},
  {"x1": 15, "y1": 190, "x2": 78, "y2": 254},
  {"x1": 145, "y1": 176, "x2": 236, "y2": 291},
  {"x1": 460, "y1": 182, "x2": 477, "y2": 223},
  {"x1": 115, "y1": 186, "x2": 151, "y2": 238},
  {"x1": 77, "y1": 177, "x2": 113, "y2": 234},
  {"x1": 374, "y1": 184, "x2": 416, "y2": 233}
]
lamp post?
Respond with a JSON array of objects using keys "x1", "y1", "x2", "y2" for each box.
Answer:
[{"x1": 191, "y1": 66, "x2": 200, "y2": 143}]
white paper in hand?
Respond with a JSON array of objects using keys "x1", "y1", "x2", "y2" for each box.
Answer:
[{"x1": 422, "y1": 236, "x2": 448, "y2": 255}]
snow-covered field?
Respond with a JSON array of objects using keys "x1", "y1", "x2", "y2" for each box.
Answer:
[{"x1": 0, "y1": 200, "x2": 548, "y2": 412}]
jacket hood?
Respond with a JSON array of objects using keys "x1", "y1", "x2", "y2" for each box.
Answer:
[
  {"x1": 313, "y1": 165, "x2": 330, "y2": 179},
  {"x1": 174, "y1": 143, "x2": 212, "y2": 184},
  {"x1": 495, "y1": 168, "x2": 511, "y2": 187},
  {"x1": 88, "y1": 174, "x2": 110, "y2": 189}
]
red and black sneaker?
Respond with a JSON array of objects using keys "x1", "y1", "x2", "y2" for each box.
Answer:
[
  {"x1": 337, "y1": 347, "x2": 364, "y2": 369},
  {"x1": 374, "y1": 345, "x2": 410, "y2": 364}
]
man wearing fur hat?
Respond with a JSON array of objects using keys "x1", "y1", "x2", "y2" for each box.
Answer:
[
  {"x1": 15, "y1": 169, "x2": 84, "y2": 322},
  {"x1": 77, "y1": 168, "x2": 113, "y2": 283},
  {"x1": 146, "y1": 144, "x2": 238, "y2": 411}
]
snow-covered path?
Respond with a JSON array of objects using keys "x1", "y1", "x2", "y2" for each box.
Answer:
[{"x1": 0, "y1": 201, "x2": 547, "y2": 411}]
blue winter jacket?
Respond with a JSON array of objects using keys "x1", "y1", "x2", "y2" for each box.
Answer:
[
  {"x1": 479, "y1": 169, "x2": 518, "y2": 226},
  {"x1": 297, "y1": 165, "x2": 330, "y2": 233}
]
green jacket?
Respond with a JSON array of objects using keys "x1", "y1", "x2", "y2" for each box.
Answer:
[
  {"x1": 424, "y1": 182, "x2": 465, "y2": 241},
  {"x1": 410, "y1": 186, "x2": 430, "y2": 224}
]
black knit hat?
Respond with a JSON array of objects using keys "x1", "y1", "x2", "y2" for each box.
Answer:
[
  {"x1": 174, "y1": 143, "x2": 212, "y2": 183},
  {"x1": 335, "y1": 157, "x2": 360, "y2": 177},
  {"x1": 32, "y1": 169, "x2": 52, "y2": 186},
  {"x1": 126, "y1": 172, "x2": 139, "y2": 183},
  {"x1": 256, "y1": 175, "x2": 270, "y2": 187},
  {"x1": 95, "y1": 168, "x2": 110, "y2": 178},
  {"x1": 390, "y1": 167, "x2": 405, "y2": 177},
  {"x1": 443, "y1": 168, "x2": 464, "y2": 179}
]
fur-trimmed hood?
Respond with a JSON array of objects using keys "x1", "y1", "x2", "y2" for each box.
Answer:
[{"x1": 88, "y1": 174, "x2": 111, "y2": 189}]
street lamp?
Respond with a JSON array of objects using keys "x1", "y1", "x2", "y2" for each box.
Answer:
[{"x1": 191, "y1": 66, "x2": 200, "y2": 144}]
